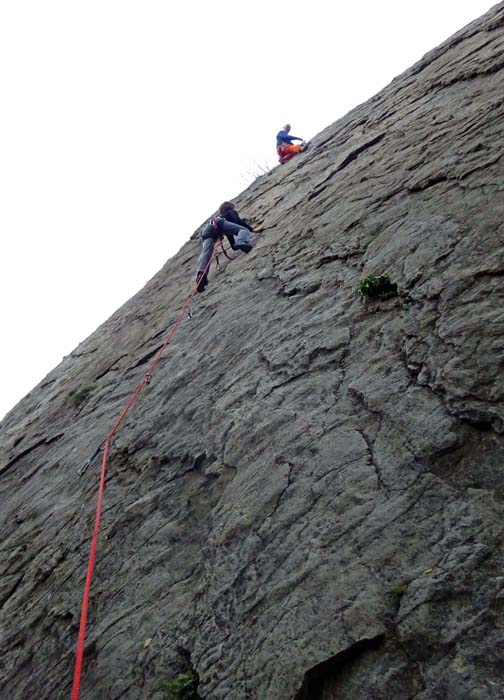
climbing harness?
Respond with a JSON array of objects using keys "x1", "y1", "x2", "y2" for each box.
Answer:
[{"x1": 71, "y1": 250, "x2": 216, "y2": 700}]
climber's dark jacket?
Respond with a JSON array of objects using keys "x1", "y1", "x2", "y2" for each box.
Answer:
[{"x1": 220, "y1": 206, "x2": 253, "y2": 232}]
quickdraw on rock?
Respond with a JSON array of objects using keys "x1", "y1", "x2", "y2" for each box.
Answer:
[{"x1": 78, "y1": 442, "x2": 104, "y2": 478}]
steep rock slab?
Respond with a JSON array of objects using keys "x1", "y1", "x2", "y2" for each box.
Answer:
[{"x1": 1, "y1": 4, "x2": 504, "y2": 699}]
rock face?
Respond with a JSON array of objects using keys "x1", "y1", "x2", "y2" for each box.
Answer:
[{"x1": 1, "y1": 6, "x2": 504, "y2": 700}]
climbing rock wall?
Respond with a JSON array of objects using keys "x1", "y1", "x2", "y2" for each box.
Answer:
[{"x1": 1, "y1": 5, "x2": 504, "y2": 699}]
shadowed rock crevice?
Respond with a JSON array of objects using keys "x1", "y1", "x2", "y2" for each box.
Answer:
[
  {"x1": 0, "y1": 432, "x2": 64, "y2": 477},
  {"x1": 129, "y1": 345, "x2": 164, "y2": 370},
  {"x1": 293, "y1": 635, "x2": 386, "y2": 700},
  {"x1": 95, "y1": 354, "x2": 129, "y2": 380}
]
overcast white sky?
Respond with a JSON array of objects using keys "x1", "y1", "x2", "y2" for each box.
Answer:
[{"x1": 0, "y1": 0, "x2": 494, "y2": 421}]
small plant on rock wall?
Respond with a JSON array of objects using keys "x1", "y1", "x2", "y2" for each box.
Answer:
[
  {"x1": 160, "y1": 673, "x2": 198, "y2": 700},
  {"x1": 390, "y1": 580, "x2": 410, "y2": 599},
  {"x1": 358, "y1": 273, "x2": 398, "y2": 301},
  {"x1": 67, "y1": 384, "x2": 95, "y2": 407}
]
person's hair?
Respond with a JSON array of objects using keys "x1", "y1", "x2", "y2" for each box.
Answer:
[
  {"x1": 219, "y1": 201, "x2": 235, "y2": 214},
  {"x1": 283, "y1": 123, "x2": 291, "y2": 131}
]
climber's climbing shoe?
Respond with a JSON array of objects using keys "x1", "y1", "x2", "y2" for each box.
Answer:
[
  {"x1": 196, "y1": 272, "x2": 208, "y2": 293},
  {"x1": 235, "y1": 243, "x2": 252, "y2": 254}
]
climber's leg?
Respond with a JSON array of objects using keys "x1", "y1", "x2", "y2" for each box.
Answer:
[{"x1": 196, "y1": 237, "x2": 215, "y2": 292}]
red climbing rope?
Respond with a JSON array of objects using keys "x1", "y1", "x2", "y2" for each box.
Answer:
[
  {"x1": 71, "y1": 438, "x2": 109, "y2": 700},
  {"x1": 218, "y1": 238, "x2": 234, "y2": 261},
  {"x1": 71, "y1": 253, "x2": 215, "y2": 700}
]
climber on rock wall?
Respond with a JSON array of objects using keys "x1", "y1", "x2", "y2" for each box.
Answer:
[
  {"x1": 276, "y1": 123, "x2": 307, "y2": 164},
  {"x1": 195, "y1": 210, "x2": 253, "y2": 293}
]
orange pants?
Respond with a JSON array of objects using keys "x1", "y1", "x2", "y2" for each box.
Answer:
[{"x1": 277, "y1": 143, "x2": 302, "y2": 163}]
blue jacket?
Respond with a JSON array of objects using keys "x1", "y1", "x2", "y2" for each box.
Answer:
[{"x1": 276, "y1": 130, "x2": 302, "y2": 147}]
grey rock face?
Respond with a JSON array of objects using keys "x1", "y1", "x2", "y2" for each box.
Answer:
[{"x1": 1, "y1": 5, "x2": 504, "y2": 699}]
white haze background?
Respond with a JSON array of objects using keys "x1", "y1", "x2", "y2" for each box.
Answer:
[{"x1": 0, "y1": 0, "x2": 493, "y2": 420}]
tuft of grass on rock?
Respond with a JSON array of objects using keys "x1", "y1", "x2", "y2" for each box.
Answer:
[
  {"x1": 359, "y1": 273, "x2": 398, "y2": 301},
  {"x1": 160, "y1": 673, "x2": 198, "y2": 700},
  {"x1": 390, "y1": 580, "x2": 410, "y2": 600},
  {"x1": 67, "y1": 384, "x2": 95, "y2": 407}
]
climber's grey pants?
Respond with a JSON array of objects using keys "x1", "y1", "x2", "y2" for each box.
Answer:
[
  {"x1": 228, "y1": 222, "x2": 252, "y2": 248},
  {"x1": 197, "y1": 222, "x2": 252, "y2": 274},
  {"x1": 197, "y1": 237, "x2": 215, "y2": 274}
]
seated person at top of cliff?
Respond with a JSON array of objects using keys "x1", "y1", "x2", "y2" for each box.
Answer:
[
  {"x1": 276, "y1": 123, "x2": 306, "y2": 164},
  {"x1": 195, "y1": 204, "x2": 253, "y2": 293}
]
